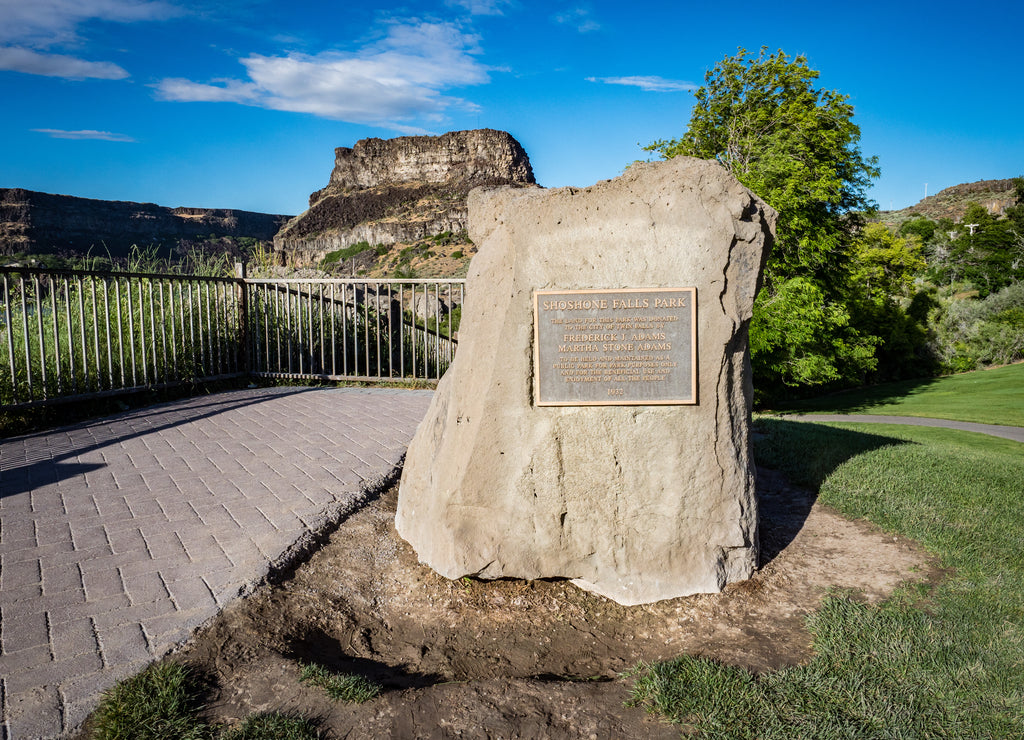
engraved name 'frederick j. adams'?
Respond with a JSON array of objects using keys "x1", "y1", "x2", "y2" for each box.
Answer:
[{"x1": 534, "y1": 287, "x2": 697, "y2": 406}]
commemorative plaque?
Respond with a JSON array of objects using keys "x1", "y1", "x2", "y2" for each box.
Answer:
[{"x1": 534, "y1": 287, "x2": 697, "y2": 406}]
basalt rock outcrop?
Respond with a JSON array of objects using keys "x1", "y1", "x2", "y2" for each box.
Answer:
[
  {"x1": 0, "y1": 188, "x2": 289, "y2": 258},
  {"x1": 881, "y1": 177, "x2": 1020, "y2": 224},
  {"x1": 396, "y1": 157, "x2": 776, "y2": 606},
  {"x1": 273, "y1": 130, "x2": 536, "y2": 266}
]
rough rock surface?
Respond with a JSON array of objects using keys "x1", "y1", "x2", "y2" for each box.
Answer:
[
  {"x1": 396, "y1": 157, "x2": 777, "y2": 605},
  {"x1": 0, "y1": 188, "x2": 288, "y2": 257},
  {"x1": 273, "y1": 130, "x2": 535, "y2": 265}
]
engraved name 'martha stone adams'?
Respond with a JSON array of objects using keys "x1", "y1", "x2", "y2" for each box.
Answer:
[{"x1": 534, "y1": 287, "x2": 697, "y2": 406}]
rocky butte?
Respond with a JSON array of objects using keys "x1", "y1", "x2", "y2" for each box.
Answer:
[{"x1": 272, "y1": 129, "x2": 536, "y2": 266}]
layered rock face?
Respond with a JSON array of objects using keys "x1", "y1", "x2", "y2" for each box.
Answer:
[
  {"x1": 396, "y1": 157, "x2": 776, "y2": 606},
  {"x1": 0, "y1": 188, "x2": 288, "y2": 257},
  {"x1": 273, "y1": 130, "x2": 536, "y2": 265}
]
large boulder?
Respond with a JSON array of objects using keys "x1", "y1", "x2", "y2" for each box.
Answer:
[{"x1": 395, "y1": 157, "x2": 776, "y2": 605}]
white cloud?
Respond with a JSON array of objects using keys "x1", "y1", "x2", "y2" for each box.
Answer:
[
  {"x1": 0, "y1": 46, "x2": 128, "y2": 78},
  {"x1": 33, "y1": 128, "x2": 137, "y2": 142},
  {"x1": 553, "y1": 7, "x2": 600, "y2": 33},
  {"x1": 0, "y1": 0, "x2": 177, "y2": 45},
  {"x1": 587, "y1": 75, "x2": 697, "y2": 93},
  {"x1": 445, "y1": 0, "x2": 516, "y2": 15},
  {"x1": 0, "y1": 0, "x2": 178, "y2": 78},
  {"x1": 155, "y1": 21, "x2": 489, "y2": 127}
]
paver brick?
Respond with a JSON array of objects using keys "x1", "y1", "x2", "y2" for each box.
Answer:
[
  {"x1": 0, "y1": 644, "x2": 51, "y2": 675},
  {"x1": 104, "y1": 526, "x2": 148, "y2": 555},
  {"x1": 139, "y1": 530, "x2": 186, "y2": 560},
  {"x1": 0, "y1": 558, "x2": 41, "y2": 590},
  {"x1": 61, "y1": 492, "x2": 101, "y2": 518},
  {"x1": 80, "y1": 468, "x2": 117, "y2": 491},
  {"x1": 164, "y1": 577, "x2": 216, "y2": 613},
  {"x1": 123, "y1": 570, "x2": 170, "y2": 605},
  {"x1": 93, "y1": 494, "x2": 132, "y2": 518},
  {"x1": 81, "y1": 567, "x2": 125, "y2": 601},
  {"x1": 48, "y1": 616, "x2": 98, "y2": 658},
  {"x1": 142, "y1": 606, "x2": 216, "y2": 645},
  {"x1": 96, "y1": 622, "x2": 150, "y2": 666},
  {"x1": 68, "y1": 522, "x2": 108, "y2": 551},
  {"x1": 157, "y1": 499, "x2": 202, "y2": 524},
  {"x1": 5, "y1": 651, "x2": 105, "y2": 695},
  {"x1": 41, "y1": 563, "x2": 84, "y2": 595},
  {"x1": 49, "y1": 594, "x2": 131, "y2": 625},
  {"x1": 1, "y1": 610, "x2": 49, "y2": 652},
  {"x1": 34, "y1": 520, "x2": 73, "y2": 546},
  {"x1": 127, "y1": 496, "x2": 165, "y2": 518},
  {"x1": 4, "y1": 683, "x2": 63, "y2": 740}
]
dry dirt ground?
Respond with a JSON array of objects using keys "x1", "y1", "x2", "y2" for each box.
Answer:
[{"x1": 110, "y1": 468, "x2": 938, "y2": 738}]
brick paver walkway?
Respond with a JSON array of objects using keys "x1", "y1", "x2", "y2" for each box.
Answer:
[{"x1": 0, "y1": 387, "x2": 433, "y2": 739}]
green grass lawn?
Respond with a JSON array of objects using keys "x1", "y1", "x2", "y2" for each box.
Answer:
[
  {"x1": 630, "y1": 419, "x2": 1024, "y2": 738},
  {"x1": 765, "y1": 362, "x2": 1024, "y2": 427}
]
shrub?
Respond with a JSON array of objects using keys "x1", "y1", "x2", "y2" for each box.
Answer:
[{"x1": 932, "y1": 281, "x2": 1024, "y2": 369}]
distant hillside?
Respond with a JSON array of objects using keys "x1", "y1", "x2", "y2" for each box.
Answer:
[
  {"x1": 876, "y1": 178, "x2": 1019, "y2": 227},
  {"x1": 0, "y1": 188, "x2": 291, "y2": 259}
]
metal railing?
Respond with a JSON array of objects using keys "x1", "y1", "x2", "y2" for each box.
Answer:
[
  {"x1": 246, "y1": 278, "x2": 463, "y2": 382},
  {"x1": 1, "y1": 265, "x2": 464, "y2": 408}
]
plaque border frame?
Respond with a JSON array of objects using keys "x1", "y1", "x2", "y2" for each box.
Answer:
[{"x1": 533, "y1": 287, "x2": 698, "y2": 407}]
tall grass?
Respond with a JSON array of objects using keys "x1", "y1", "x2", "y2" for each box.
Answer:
[{"x1": 1, "y1": 267, "x2": 243, "y2": 406}]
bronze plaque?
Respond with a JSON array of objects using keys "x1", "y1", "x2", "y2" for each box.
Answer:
[{"x1": 534, "y1": 287, "x2": 697, "y2": 406}]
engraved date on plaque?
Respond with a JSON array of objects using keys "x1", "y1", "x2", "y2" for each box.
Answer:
[{"x1": 533, "y1": 287, "x2": 697, "y2": 406}]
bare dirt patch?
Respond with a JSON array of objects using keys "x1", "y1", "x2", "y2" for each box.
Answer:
[{"x1": 167, "y1": 468, "x2": 937, "y2": 738}]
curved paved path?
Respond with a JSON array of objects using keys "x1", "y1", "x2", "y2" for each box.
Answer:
[
  {"x1": 782, "y1": 414, "x2": 1024, "y2": 443},
  {"x1": 0, "y1": 387, "x2": 433, "y2": 739}
]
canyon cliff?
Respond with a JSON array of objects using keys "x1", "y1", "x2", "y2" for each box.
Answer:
[
  {"x1": 0, "y1": 188, "x2": 289, "y2": 258},
  {"x1": 273, "y1": 129, "x2": 537, "y2": 266}
]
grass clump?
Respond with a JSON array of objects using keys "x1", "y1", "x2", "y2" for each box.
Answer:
[
  {"x1": 629, "y1": 418, "x2": 1024, "y2": 737},
  {"x1": 321, "y1": 241, "x2": 372, "y2": 265},
  {"x1": 91, "y1": 662, "x2": 211, "y2": 740},
  {"x1": 220, "y1": 713, "x2": 322, "y2": 740},
  {"x1": 299, "y1": 662, "x2": 382, "y2": 703}
]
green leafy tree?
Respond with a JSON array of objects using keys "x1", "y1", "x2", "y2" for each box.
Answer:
[
  {"x1": 937, "y1": 202, "x2": 1024, "y2": 294},
  {"x1": 853, "y1": 222, "x2": 926, "y2": 298},
  {"x1": 898, "y1": 216, "x2": 938, "y2": 246},
  {"x1": 646, "y1": 48, "x2": 881, "y2": 396},
  {"x1": 750, "y1": 277, "x2": 877, "y2": 388},
  {"x1": 849, "y1": 223, "x2": 936, "y2": 380}
]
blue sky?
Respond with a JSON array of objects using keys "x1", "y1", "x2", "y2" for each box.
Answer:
[{"x1": 1, "y1": 0, "x2": 1021, "y2": 216}]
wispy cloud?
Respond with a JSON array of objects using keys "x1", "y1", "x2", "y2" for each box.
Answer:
[
  {"x1": 445, "y1": 0, "x2": 516, "y2": 15},
  {"x1": 553, "y1": 7, "x2": 600, "y2": 33},
  {"x1": 155, "y1": 21, "x2": 489, "y2": 128},
  {"x1": 0, "y1": 46, "x2": 128, "y2": 79},
  {"x1": 587, "y1": 75, "x2": 697, "y2": 92},
  {"x1": 0, "y1": 0, "x2": 178, "y2": 79},
  {"x1": 33, "y1": 128, "x2": 137, "y2": 142}
]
